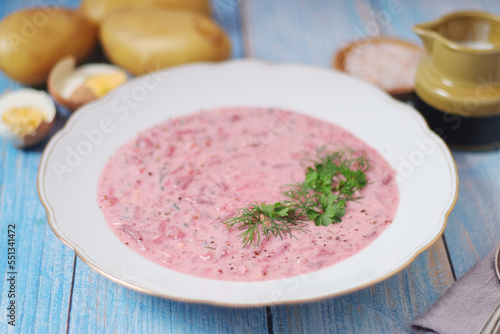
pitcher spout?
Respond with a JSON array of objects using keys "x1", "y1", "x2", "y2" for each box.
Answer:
[
  {"x1": 413, "y1": 22, "x2": 438, "y2": 54},
  {"x1": 414, "y1": 11, "x2": 500, "y2": 53}
]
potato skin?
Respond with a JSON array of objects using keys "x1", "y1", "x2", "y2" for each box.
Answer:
[
  {"x1": 0, "y1": 8, "x2": 97, "y2": 86},
  {"x1": 100, "y1": 9, "x2": 231, "y2": 76},
  {"x1": 80, "y1": 0, "x2": 212, "y2": 24}
]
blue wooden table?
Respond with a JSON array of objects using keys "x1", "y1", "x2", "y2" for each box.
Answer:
[{"x1": 1, "y1": 0, "x2": 499, "y2": 333}]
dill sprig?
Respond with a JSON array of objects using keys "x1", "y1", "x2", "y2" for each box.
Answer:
[
  {"x1": 223, "y1": 147, "x2": 370, "y2": 247},
  {"x1": 227, "y1": 202, "x2": 310, "y2": 248}
]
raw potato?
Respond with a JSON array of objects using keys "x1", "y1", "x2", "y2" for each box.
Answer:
[
  {"x1": 80, "y1": 0, "x2": 212, "y2": 24},
  {"x1": 100, "y1": 9, "x2": 231, "y2": 76},
  {"x1": 0, "y1": 8, "x2": 97, "y2": 86}
]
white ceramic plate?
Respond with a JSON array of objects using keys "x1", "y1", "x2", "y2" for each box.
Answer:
[{"x1": 38, "y1": 60, "x2": 458, "y2": 307}]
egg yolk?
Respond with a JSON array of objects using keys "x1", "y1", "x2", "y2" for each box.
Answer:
[
  {"x1": 1, "y1": 107, "x2": 46, "y2": 136},
  {"x1": 84, "y1": 72, "x2": 127, "y2": 98}
]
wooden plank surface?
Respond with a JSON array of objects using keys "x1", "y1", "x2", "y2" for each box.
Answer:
[
  {"x1": 0, "y1": 3, "x2": 79, "y2": 334},
  {"x1": 0, "y1": 142, "x2": 75, "y2": 334},
  {"x1": 269, "y1": 239, "x2": 454, "y2": 334},
  {"x1": 242, "y1": 0, "x2": 458, "y2": 332},
  {"x1": 1, "y1": 0, "x2": 499, "y2": 332},
  {"x1": 65, "y1": 1, "x2": 269, "y2": 334},
  {"x1": 371, "y1": 0, "x2": 500, "y2": 279},
  {"x1": 369, "y1": 0, "x2": 500, "y2": 277},
  {"x1": 70, "y1": 262, "x2": 269, "y2": 334},
  {"x1": 446, "y1": 151, "x2": 500, "y2": 277}
]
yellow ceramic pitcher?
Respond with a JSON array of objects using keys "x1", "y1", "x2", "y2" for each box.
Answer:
[{"x1": 413, "y1": 11, "x2": 500, "y2": 148}]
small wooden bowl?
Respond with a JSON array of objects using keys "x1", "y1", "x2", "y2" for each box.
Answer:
[{"x1": 333, "y1": 37, "x2": 424, "y2": 100}]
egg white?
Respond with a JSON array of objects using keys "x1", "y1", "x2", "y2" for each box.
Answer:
[{"x1": 0, "y1": 88, "x2": 56, "y2": 147}]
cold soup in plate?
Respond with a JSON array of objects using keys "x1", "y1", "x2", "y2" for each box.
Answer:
[{"x1": 97, "y1": 107, "x2": 399, "y2": 281}]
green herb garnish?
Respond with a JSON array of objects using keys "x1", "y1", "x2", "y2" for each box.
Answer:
[{"x1": 223, "y1": 147, "x2": 369, "y2": 247}]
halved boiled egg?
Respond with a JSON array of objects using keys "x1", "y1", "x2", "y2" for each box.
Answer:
[
  {"x1": 0, "y1": 88, "x2": 56, "y2": 148},
  {"x1": 48, "y1": 56, "x2": 128, "y2": 112}
]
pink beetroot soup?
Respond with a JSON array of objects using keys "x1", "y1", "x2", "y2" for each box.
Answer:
[{"x1": 97, "y1": 108, "x2": 399, "y2": 281}]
